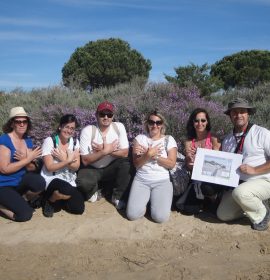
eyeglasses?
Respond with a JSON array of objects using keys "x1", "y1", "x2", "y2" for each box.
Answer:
[
  {"x1": 148, "y1": 119, "x2": 163, "y2": 126},
  {"x1": 194, "y1": 119, "x2": 207, "y2": 123},
  {"x1": 98, "y1": 112, "x2": 114, "y2": 118},
  {"x1": 62, "y1": 125, "x2": 75, "y2": 132},
  {"x1": 14, "y1": 120, "x2": 28, "y2": 125}
]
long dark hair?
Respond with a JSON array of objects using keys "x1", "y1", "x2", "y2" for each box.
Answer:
[
  {"x1": 186, "y1": 108, "x2": 211, "y2": 140},
  {"x1": 2, "y1": 117, "x2": 32, "y2": 136}
]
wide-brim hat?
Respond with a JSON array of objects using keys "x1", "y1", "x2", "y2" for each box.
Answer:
[
  {"x1": 9, "y1": 107, "x2": 29, "y2": 120},
  {"x1": 96, "y1": 101, "x2": 114, "y2": 113},
  {"x1": 224, "y1": 98, "x2": 256, "y2": 115}
]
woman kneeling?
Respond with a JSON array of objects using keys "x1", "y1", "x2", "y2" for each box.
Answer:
[
  {"x1": 126, "y1": 110, "x2": 177, "y2": 223},
  {"x1": 41, "y1": 114, "x2": 85, "y2": 218}
]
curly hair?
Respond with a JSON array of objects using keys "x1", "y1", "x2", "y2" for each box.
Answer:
[
  {"x1": 2, "y1": 117, "x2": 32, "y2": 136},
  {"x1": 186, "y1": 108, "x2": 211, "y2": 140}
]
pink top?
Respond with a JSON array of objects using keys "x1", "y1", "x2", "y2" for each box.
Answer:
[{"x1": 191, "y1": 132, "x2": 212, "y2": 149}]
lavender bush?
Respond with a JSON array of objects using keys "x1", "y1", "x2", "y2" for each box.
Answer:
[
  {"x1": 3, "y1": 80, "x2": 269, "y2": 153},
  {"x1": 30, "y1": 105, "x2": 97, "y2": 146}
]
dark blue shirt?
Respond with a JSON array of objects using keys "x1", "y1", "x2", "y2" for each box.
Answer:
[{"x1": 0, "y1": 134, "x2": 33, "y2": 187}]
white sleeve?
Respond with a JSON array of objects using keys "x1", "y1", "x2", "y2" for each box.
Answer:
[
  {"x1": 167, "y1": 135, "x2": 177, "y2": 151},
  {"x1": 75, "y1": 138, "x2": 80, "y2": 149},
  {"x1": 134, "y1": 134, "x2": 147, "y2": 147},
  {"x1": 80, "y1": 126, "x2": 92, "y2": 155},
  {"x1": 42, "y1": 137, "x2": 54, "y2": 156},
  {"x1": 68, "y1": 137, "x2": 80, "y2": 150},
  {"x1": 116, "y1": 122, "x2": 129, "y2": 149}
]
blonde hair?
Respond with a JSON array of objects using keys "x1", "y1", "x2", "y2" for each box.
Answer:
[{"x1": 144, "y1": 110, "x2": 167, "y2": 135}]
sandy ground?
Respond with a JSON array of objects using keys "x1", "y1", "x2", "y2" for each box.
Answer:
[{"x1": 1, "y1": 198, "x2": 270, "y2": 280}]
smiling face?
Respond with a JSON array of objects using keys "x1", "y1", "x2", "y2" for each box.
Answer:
[
  {"x1": 147, "y1": 114, "x2": 163, "y2": 138},
  {"x1": 59, "y1": 121, "x2": 76, "y2": 141},
  {"x1": 193, "y1": 112, "x2": 208, "y2": 134},
  {"x1": 229, "y1": 108, "x2": 249, "y2": 132},
  {"x1": 97, "y1": 110, "x2": 114, "y2": 129},
  {"x1": 12, "y1": 117, "x2": 29, "y2": 136}
]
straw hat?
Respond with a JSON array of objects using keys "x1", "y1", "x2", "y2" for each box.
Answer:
[{"x1": 9, "y1": 107, "x2": 29, "y2": 119}]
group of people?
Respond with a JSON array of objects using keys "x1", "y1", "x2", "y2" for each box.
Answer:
[{"x1": 0, "y1": 98, "x2": 270, "y2": 231}]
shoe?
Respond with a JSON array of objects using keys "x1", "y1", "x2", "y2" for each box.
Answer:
[
  {"x1": 42, "y1": 200, "x2": 54, "y2": 218},
  {"x1": 88, "y1": 191, "x2": 98, "y2": 203},
  {"x1": 111, "y1": 196, "x2": 126, "y2": 210},
  {"x1": 252, "y1": 201, "x2": 270, "y2": 231},
  {"x1": 28, "y1": 196, "x2": 42, "y2": 209}
]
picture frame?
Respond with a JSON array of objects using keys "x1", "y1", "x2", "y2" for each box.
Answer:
[{"x1": 191, "y1": 148, "x2": 243, "y2": 188}]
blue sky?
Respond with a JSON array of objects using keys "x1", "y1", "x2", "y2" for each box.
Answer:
[{"x1": 0, "y1": 0, "x2": 270, "y2": 91}]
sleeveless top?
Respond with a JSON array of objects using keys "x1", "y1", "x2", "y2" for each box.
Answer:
[
  {"x1": 191, "y1": 132, "x2": 212, "y2": 149},
  {"x1": 0, "y1": 134, "x2": 33, "y2": 187}
]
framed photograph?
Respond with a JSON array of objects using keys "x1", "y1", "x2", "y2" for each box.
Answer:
[{"x1": 191, "y1": 148, "x2": 243, "y2": 188}]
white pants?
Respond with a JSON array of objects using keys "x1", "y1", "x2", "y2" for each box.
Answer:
[
  {"x1": 126, "y1": 177, "x2": 173, "y2": 223},
  {"x1": 217, "y1": 179, "x2": 270, "y2": 224}
]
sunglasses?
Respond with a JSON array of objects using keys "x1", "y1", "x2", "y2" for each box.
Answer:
[
  {"x1": 148, "y1": 119, "x2": 163, "y2": 126},
  {"x1": 98, "y1": 112, "x2": 114, "y2": 118},
  {"x1": 194, "y1": 119, "x2": 207, "y2": 123},
  {"x1": 14, "y1": 120, "x2": 28, "y2": 125}
]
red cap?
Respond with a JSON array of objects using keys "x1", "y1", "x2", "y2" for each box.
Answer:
[{"x1": 96, "y1": 101, "x2": 114, "y2": 113}]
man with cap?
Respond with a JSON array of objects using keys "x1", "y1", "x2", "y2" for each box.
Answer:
[
  {"x1": 76, "y1": 101, "x2": 131, "y2": 209},
  {"x1": 217, "y1": 98, "x2": 270, "y2": 231}
]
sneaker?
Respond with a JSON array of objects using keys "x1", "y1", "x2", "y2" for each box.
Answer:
[
  {"x1": 88, "y1": 191, "x2": 98, "y2": 203},
  {"x1": 42, "y1": 201, "x2": 54, "y2": 218},
  {"x1": 252, "y1": 201, "x2": 270, "y2": 231},
  {"x1": 111, "y1": 197, "x2": 126, "y2": 210}
]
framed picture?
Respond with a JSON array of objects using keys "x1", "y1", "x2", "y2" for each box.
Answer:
[{"x1": 191, "y1": 148, "x2": 243, "y2": 188}]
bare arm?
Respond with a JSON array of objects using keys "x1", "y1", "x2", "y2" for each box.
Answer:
[
  {"x1": 240, "y1": 161, "x2": 270, "y2": 176},
  {"x1": 157, "y1": 147, "x2": 177, "y2": 169},
  {"x1": 111, "y1": 148, "x2": 129, "y2": 158},
  {"x1": 211, "y1": 136, "x2": 221, "y2": 151},
  {"x1": 44, "y1": 148, "x2": 79, "y2": 172},
  {"x1": 132, "y1": 140, "x2": 155, "y2": 169},
  {"x1": 184, "y1": 140, "x2": 196, "y2": 171},
  {"x1": 81, "y1": 138, "x2": 119, "y2": 166},
  {"x1": 0, "y1": 145, "x2": 42, "y2": 174},
  {"x1": 132, "y1": 139, "x2": 165, "y2": 169}
]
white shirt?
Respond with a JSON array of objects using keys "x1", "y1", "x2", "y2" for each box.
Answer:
[
  {"x1": 134, "y1": 134, "x2": 177, "y2": 183},
  {"x1": 41, "y1": 136, "x2": 79, "y2": 188},
  {"x1": 222, "y1": 124, "x2": 270, "y2": 181},
  {"x1": 80, "y1": 122, "x2": 129, "y2": 168}
]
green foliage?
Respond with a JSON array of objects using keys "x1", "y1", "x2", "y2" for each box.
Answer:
[
  {"x1": 211, "y1": 50, "x2": 270, "y2": 89},
  {"x1": 62, "y1": 38, "x2": 151, "y2": 90},
  {"x1": 0, "y1": 81, "x2": 269, "y2": 151},
  {"x1": 164, "y1": 63, "x2": 224, "y2": 96},
  {"x1": 211, "y1": 82, "x2": 270, "y2": 129}
]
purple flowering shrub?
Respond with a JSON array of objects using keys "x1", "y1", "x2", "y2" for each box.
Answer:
[
  {"x1": 114, "y1": 84, "x2": 231, "y2": 151},
  {"x1": 30, "y1": 105, "x2": 97, "y2": 146},
  {"x1": 27, "y1": 82, "x2": 231, "y2": 152}
]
